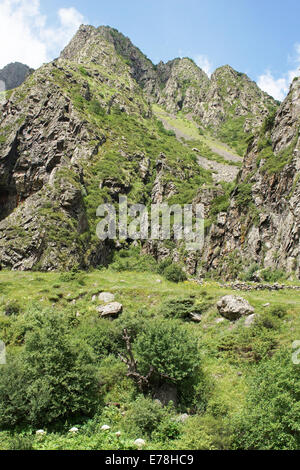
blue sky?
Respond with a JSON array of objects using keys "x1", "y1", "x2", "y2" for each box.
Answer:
[{"x1": 0, "y1": 0, "x2": 300, "y2": 100}]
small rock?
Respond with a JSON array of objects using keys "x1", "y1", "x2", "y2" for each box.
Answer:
[
  {"x1": 215, "y1": 317, "x2": 225, "y2": 324},
  {"x1": 237, "y1": 372, "x2": 243, "y2": 377},
  {"x1": 92, "y1": 295, "x2": 97, "y2": 302},
  {"x1": 134, "y1": 439, "x2": 146, "y2": 448},
  {"x1": 190, "y1": 313, "x2": 202, "y2": 323},
  {"x1": 156, "y1": 279, "x2": 162, "y2": 284},
  {"x1": 99, "y1": 292, "x2": 115, "y2": 303},
  {"x1": 263, "y1": 303, "x2": 270, "y2": 307},
  {"x1": 36, "y1": 430, "x2": 46, "y2": 436},
  {"x1": 115, "y1": 431, "x2": 121, "y2": 438},
  {"x1": 97, "y1": 302, "x2": 123, "y2": 318}
]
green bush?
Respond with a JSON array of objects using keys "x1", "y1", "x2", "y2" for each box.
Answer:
[
  {"x1": 76, "y1": 318, "x2": 123, "y2": 361},
  {"x1": 240, "y1": 263, "x2": 260, "y2": 281},
  {"x1": 268, "y1": 304, "x2": 287, "y2": 318},
  {"x1": 0, "y1": 311, "x2": 100, "y2": 428},
  {"x1": 160, "y1": 297, "x2": 210, "y2": 320},
  {"x1": 235, "y1": 183, "x2": 253, "y2": 209},
  {"x1": 163, "y1": 264, "x2": 187, "y2": 283},
  {"x1": 124, "y1": 396, "x2": 172, "y2": 438},
  {"x1": 134, "y1": 319, "x2": 199, "y2": 384},
  {"x1": 157, "y1": 257, "x2": 173, "y2": 275},
  {"x1": 232, "y1": 350, "x2": 300, "y2": 449},
  {"x1": 260, "y1": 268, "x2": 286, "y2": 283}
]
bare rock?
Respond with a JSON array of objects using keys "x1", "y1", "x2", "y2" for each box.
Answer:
[
  {"x1": 97, "y1": 302, "x2": 123, "y2": 318},
  {"x1": 99, "y1": 292, "x2": 115, "y2": 303},
  {"x1": 217, "y1": 295, "x2": 254, "y2": 321}
]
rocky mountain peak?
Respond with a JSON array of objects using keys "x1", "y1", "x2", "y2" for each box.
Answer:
[{"x1": 0, "y1": 62, "x2": 34, "y2": 91}]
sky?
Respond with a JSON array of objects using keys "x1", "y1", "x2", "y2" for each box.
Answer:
[{"x1": 0, "y1": 0, "x2": 300, "y2": 101}]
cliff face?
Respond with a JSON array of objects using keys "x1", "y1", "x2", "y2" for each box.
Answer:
[
  {"x1": 0, "y1": 26, "x2": 210, "y2": 270},
  {"x1": 0, "y1": 62, "x2": 33, "y2": 91},
  {"x1": 205, "y1": 77, "x2": 300, "y2": 278},
  {"x1": 0, "y1": 24, "x2": 298, "y2": 277}
]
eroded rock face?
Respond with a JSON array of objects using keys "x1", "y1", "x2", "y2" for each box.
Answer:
[
  {"x1": 205, "y1": 77, "x2": 300, "y2": 278},
  {"x1": 0, "y1": 29, "x2": 151, "y2": 271},
  {"x1": 217, "y1": 295, "x2": 255, "y2": 321}
]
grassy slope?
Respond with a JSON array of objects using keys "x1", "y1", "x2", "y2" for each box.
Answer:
[
  {"x1": 152, "y1": 104, "x2": 242, "y2": 168},
  {"x1": 0, "y1": 270, "x2": 299, "y2": 450}
]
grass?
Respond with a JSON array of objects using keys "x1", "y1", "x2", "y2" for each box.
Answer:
[
  {"x1": 152, "y1": 104, "x2": 241, "y2": 161},
  {"x1": 0, "y1": 269, "x2": 299, "y2": 329},
  {"x1": 0, "y1": 269, "x2": 300, "y2": 450}
]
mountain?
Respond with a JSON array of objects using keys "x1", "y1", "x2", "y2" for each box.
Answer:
[
  {"x1": 0, "y1": 24, "x2": 298, "y2": 279},
  {"x1": 0, "y1": 62, "x2": 33, "y2": 91},
  {"x1": 204, "y1": 76, "x2": 300, "y2": 278}
]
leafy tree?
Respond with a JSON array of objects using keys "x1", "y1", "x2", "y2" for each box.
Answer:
[
  {"x1": 134, "y1": 319, "x2": 199, "y2": 384},
  {"x1": 0, "y1": 312, "x2": 99, "y2": 428}
]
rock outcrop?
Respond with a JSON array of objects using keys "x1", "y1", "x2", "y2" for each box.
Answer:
[
  {"x1": 0, "y1": 24, "x2": 297, "y2": 277},
  {"x1": 205, "y1": 77, "x2": 300, "y2": 278}
]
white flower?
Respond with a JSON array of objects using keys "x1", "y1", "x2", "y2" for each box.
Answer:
[
  {"x1": 134, "y1": 439, "x2": 146, "y2": 448},
  {"x1": 101, "y1": 425, "x2": 111, "y2": 431},
  {"x1": 69, "y1": 427, "x2": 79, "y2": 433}
]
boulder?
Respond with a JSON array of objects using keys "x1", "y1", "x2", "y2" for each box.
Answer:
[
  {"x1": 99, "y1": 292, "x2": 115, "y2": 303},
  {"x1": 217, "y1": 295, "x2": 254, "y2": 321},
  {"x1": 97, "y1": 302, "x2": 123, "y2": 318}
]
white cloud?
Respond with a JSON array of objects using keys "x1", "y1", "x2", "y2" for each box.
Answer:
[
  {"x1": 194, "y1": 54, "x2": 213, "y2": 77},
  {"x1": 0, "y1": 0, "x2": 85, "y2": 69},
  {"x1": 258, "y1": 43, "x2": 300, "y2": 101}
]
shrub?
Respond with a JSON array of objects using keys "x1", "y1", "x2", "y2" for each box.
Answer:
[
  {"x1": 2, "y1": 300, "x2": 21, "y2": 316},
  {"x1": 134, "y1": 319, "x2": 199, "y2": 384},
  {"x1": 124, "y1": 396, "x2": 169, "y2": 438},
  {"x1": 163, "y1": 264, "x2": 187, "y2": 283},
  {"x1": 0, "y1": 311, "x2": 100, "y2": 428},
  {"x1": 240, "y1": 263, "x2": 260, "y2": 281},
  {"x1": 161, "y1": 297, "x2": 210, "y2": 320},
  {"x1": 157, "y1": 257, "x2": 173, "y2": 275},
  {"x1": 268, "y1": 304, "x2": 287, "y2": 319},
  {"x1": 260, "y1": 268, "x2": 286, "y2": 283},
  {"x1": 76, "y1": 318, "x2": 123, "y2": 361},
  {"x1": 232, "y1": 350, "x2": 300, "y2": 449},
  {"x1": 235, "y1": 183, "x2": 253, "y2": 209}
]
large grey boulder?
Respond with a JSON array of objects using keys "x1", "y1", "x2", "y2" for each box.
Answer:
[
  {"x1": 97, "y1": 302, "x2": 123, "y2": 318},
  {"x1": 217, "y1": 295, "x2": 254, "y2": 321}
]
